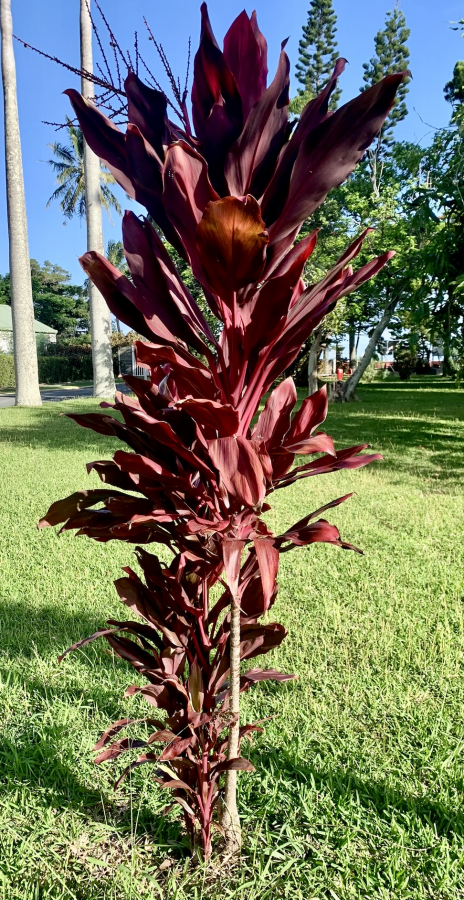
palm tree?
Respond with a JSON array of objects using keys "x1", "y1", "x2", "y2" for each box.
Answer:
[
  {"x1": 46, "y1": 119, "x2": 122, "y2": 222},
  {"x1": 0, "y1": 0, "x2": 41, "y2": 405},
  {"x1": 106, "y1": 239, "x2": 127, "y2": 333},
  {"x1": 80, "y1": 0, "x2": 114, "y2": 398},
  {"x1": 106, "y1": 238, "x2": 127, "y2": 273}
]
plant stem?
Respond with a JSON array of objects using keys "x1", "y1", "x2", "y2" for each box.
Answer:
[{"x1": 222, "y1": 595, "x2": 242, "y2": 853}]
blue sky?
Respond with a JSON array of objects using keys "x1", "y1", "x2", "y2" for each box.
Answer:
[{"x1": 0, "y1": 0, "x2": 463, "y2": 288}]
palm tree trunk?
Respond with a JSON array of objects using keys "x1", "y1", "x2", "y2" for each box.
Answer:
[
  {"x1": 348, "y1": 328, "x2": 357, "y2": 369},
  {"x1": 80, "y1": 0, "x2": 115, "y2": 398},
  {"x1": 307, "y1": 325, "x2": 323, "y2": 395},
  {"x1": 1, "y1": 0, "x2": 41, "y2": 406}
]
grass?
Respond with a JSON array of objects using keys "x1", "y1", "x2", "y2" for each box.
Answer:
[{"x1": 0, "y1": 378, "x2": 463, "y2": 899}]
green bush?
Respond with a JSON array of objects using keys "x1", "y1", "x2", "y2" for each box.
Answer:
[
  {"x1": 394, "y1": 342, "x2": 417, "y2": 381},
  {"x1": 0, "y1": 354, "x2": 15, "y2": 387},
  {"x1": 359, "y1": 360, "x2": 378, "y2": 383},
  {"x1": 38, "y1": 356, "x2": 93, "y2": 384},
  {"x1": 42, "y1": 341, "x2": 92, "y2": 359}
]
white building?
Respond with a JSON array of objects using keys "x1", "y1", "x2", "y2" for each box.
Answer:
[{"x1": 0, "y1": 305, "x2": 57, "y2": 352}]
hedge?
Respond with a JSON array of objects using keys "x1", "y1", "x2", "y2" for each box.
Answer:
[
  {"x1": 0, "y1": 354, "x2": 94, "y2": 388},
  {"x1": 0, "y1": 354, "x2": 15, "y2": 388}
]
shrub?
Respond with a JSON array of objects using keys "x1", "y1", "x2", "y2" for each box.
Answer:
[
  {"x1": 39, "y1": 4, "x2": 405, "y2": 859},
  {"x1": 394, "y1": 342, "x2": 417, "y2": 380},
  {"x1": 0, "y1": 354, "x2": 15, "y2": 388},
  {"x1": 43, "y1": 342, "x2": 92, "y2": 358},
  {"x1": 38, "y1": 355, "x2": 93, "y2": 384}
]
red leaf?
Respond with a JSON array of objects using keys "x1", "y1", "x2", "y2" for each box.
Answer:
[
  {"x1": 262, "y1": 58, "x2": 346, "y2": 226},
  {"x1": 225, "y1": 42, "x2": 290, "y2": 197},
  {"x1": 95, "y1": 737, "x2": 147, "y2": 764},
  {"x1": 253, "y1": 539, "x2": 279, "y2": 607},
  {"x1": 94, "y1": 717, "x2": 163, "y2": 752},
  {"x1": 65, "y1": 90, "x2": 133, "y2": 196},
  {"x1": 177, "y1": 398, "x2": 239, "y2": 437},
  {"x1": 196, "y1": 196, "x2": 268, "y2": 300},
  {"x1": 162, "y1": 140, "x2": 219, "y2": 293},
  {"x1": 242, "y1": 668, "x2": 297, "y2": 684},
  {"x1": 223, "y1": 11, "x2": 267, "y2": 119},
  {"x1": 192, "y1": 3, "x2": 243, "y2": 172},
  {"x1": 38, "y1": 489, "x2": 124, "y2": 529},
  {"x1": 122, "y1": 212, "x2": 214, "y2": 352},
  {"x1": 267, "y1": 72, "x2": 409, "y2": 248},
  {"x1": 124, "y1": 71, "x2": 168, "y2": 160},
  {"x1": 222, "y1": 540, "x2": 245, "y2": 600},
  {"x1": 147, "y1": 730, "x2": 177, "y2": 744},
  {"x1": 251, "y1": 378, "x2": 296, "y2": 450},
  {"x1": 213, "y1": 756, "x2": 255, "y2": 774},
  {"x1": 80, "y1": 251, "x2": 160, "y2": 344},
  {"x1": 188, "y1": 659, "x2": 204, "y2": 713},
  {"x1": 57, "y1": 626, "x2": 122, "y2": 664},
  {"x1": 125, "y1": 125, "x2": 185, "y2": 256},
  {"x1": 284, "y1": 432, "x2": 335, "y2": 456},
  {"x1": 160, "y1": 736, "x2": 196, "y2": 761},
  {"x1": 208, "y1": 435, "x2": 266, "y2": 507},
  {"x1": 285, "y1": 386, "x2": 328, "y2": 447}
]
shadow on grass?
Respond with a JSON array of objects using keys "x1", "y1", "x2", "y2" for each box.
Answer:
[
  {"x1": 0, "y1": 597, "x2": 116, "y2": 661},
  {"x1": 1, "y1": 390, "x2": 463, "y2": 488},
  {"x1": 0, "y1": 402, "x2": 120, "y2": 455},
  {"x1": 0, "y1": 716, "x2": 185, "y2": 851},
  {"x1": 256, "y1": 745, "x2": 464, "y2": 842}
]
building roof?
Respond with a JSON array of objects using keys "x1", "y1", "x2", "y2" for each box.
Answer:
[{"x1": 0, "y1": 304, "x2": 57, "y2": 334}]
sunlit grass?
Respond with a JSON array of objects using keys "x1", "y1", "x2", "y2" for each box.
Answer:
[{"x1": 0, "y1": 379, "x2": 463, "y2": 898}]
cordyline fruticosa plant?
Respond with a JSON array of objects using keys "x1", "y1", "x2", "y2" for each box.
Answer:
[{"x1": 38, "y1": 4, "x2": 406, "y2": 859}]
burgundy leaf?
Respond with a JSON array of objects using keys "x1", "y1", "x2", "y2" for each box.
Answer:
[
  {"x1": 225, "y1": 41, "x2": 290, "y2": 197},
  {"x1": 177, "y1": 398, "x2": 239, "y2": 437},
  {"x1": 285, "y1": 385, "x2": 328, "y2": 447},
  {"x1": 147, "y1": 729, "x2": 177, "y2": 744},
  {"x1": 125, "y1": 125, "x2": 185, "y2": 256},
  {"x1": 38, "y1": 489, "x2": 124, "y2": 528},
  {"x1": 125, "y1": 71, "x2": 169, "y2": 160},
  {"x1": 196, "y1": 196, "x2": 268, "y2": 300},
  {"x1": 253, "y1": 539, "x2": 279, "y2": 607},
  {"x1": 95, "y1": 737, "x2": 147, "y2": 764},
  {"x1": 267, "y1": 71, "x2": 409, "y2": 249},
  {"x1": 222, "y1": 540, "x2": 245, "y2": 600},
  {"x1": 213, "y1": 757, "x2": 255, "y2": 774},
  {"x1": 192, "y1": 3, "x2": 243, "y2": 186},
  {"x1": 242, "y1": 668, "x2": 297, "y2": 684},
  {"x1": 65, "y1": 90, "x2": 133, "y2": 196},
  {"x1": 208, "y1": 435, "x2": 266, "y2": 506},
  {"x1": 161, "y1": 736, "x2": 196, "y2": 761},
  {"x1": 57, "y1": 626, "x2": 122, "y2": 664},
  {"x1": 162, "y1": 140, "x2": 220, "y2": 296},
  {"x1": 251, "y1": 378, "x2": 297, "y2": 450},
  {"x1": 223, "y1": 11, "x2": 266, "y2": 119}
]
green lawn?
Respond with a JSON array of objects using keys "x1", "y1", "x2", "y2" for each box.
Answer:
[{"x1": 0, "y1": 379, "x2": 463, "y2": 899}]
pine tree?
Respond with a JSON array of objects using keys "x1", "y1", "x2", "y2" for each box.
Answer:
[
  {"x1": 361, "y1": 6, "x2": 410, "y2": 148},
  {"x1": 295, "y1": 0, "x2": 341, "y2": 109}
]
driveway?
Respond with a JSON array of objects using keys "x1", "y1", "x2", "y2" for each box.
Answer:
[{"x1": 0, "y1": 383, "x2": 131, "y2": 408}]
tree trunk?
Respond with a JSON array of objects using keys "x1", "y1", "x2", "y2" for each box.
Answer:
[
  {"x1": 307, "y1": 326, "x2": 324, "y2": 395},
  {"x1": 80, "y1": 0, "x2": 115, "y2": 398},
  {"x1": 1, "y1": 0, "x2": 41, "y2": 406},
  {"x1": 349, "y1": 328, "x2": 357, "y2": 369},
  {"x1": 222, "y1": 595, "x2": 242, "y2": 853},
  {"x1": 342, "y1": 299, "x2": 399, "y2": 401},
  {"x1": 442, "y1": 300, "x2": 453, "y2": 376}
]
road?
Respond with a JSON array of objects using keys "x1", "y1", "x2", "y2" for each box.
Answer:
[{"x1": 0, "y1": 383, "x2": 131, "y2": 408}]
